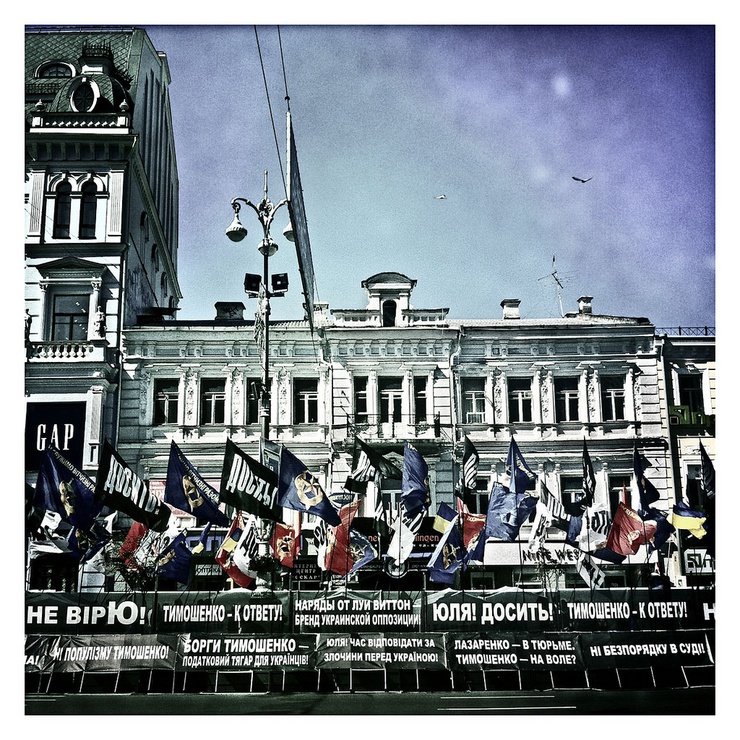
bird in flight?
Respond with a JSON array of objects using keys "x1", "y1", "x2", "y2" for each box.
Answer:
[
  {"x1": 572, "y1": 176, "x2": 592, "y2": 183},
  {"x1": 435, "y1": 194, "x2": 447, "y2": 199}
]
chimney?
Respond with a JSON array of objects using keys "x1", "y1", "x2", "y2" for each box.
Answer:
[
  {"x1": 501, "y1": 298, "x2": 521, "y2": 320},
  {"x1": 214, "y1": 302, "x2": 245, "y2": 320},
  {"x1": 577, "y1": 296, "x2": 593, "y2": 315}
]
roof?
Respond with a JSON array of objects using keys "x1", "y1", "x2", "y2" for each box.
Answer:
[{"x1": 361, "y1": 272, "x2": 417, "y2": 289}]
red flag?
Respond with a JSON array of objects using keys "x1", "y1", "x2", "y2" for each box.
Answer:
[
  {"x1": 270, "y1": 522, "x2": 299, "y2": 568},
  {"x1": 215, "y1": 513, "x2": 254, "y2": 589},
  {"x1": 462, "y1": 512, "x2": 486, "y2": 551},
  {"x1": 324, "y1": 500, "x2": 359, "y2": 576},
  {"x1": 118, "y1": 521, "x2": 148, "y2": 569},
  {"x1": 606, "y1": 502, "x2": 657, "y2": 556}
]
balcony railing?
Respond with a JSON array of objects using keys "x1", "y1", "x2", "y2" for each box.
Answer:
[
  {"x1": 656, "y1": 326, "x2": 715, "y2": 337},
  {"x1": 27, "y1": 341, "x2": 109, "y2": 362}
]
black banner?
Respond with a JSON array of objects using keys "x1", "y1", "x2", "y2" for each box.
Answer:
[
  {"x1": 25, "y1": 401, "x2": 86, "y2": 471},
  {"x1": 95, "y1": 441, "x2": 171, "y2": 531},
  {"x1": 316, "y1": 632, "x2": 447, "y2": 670},
  {"x1": 219, "y1": 439, "x2": 280, "y2": 521}
]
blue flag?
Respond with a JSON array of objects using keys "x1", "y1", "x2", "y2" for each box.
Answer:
[
  {"x1": 157, "y1": 531, "x2": 192, "y2": 584},
  {"x1": 634, "y1": 445, "x2": 660, "y2": 510},
  {"x1": 67, "y1": 519, "x2": 112, "y2": 563},
  {"x1": 428, "y1": 515, "x2": 466, "y2": 584},
  {"x1": 483, "y1": 484, "x2": 537, "y2": 542},
  {"x1": 348, "y1": 530, "x2": 378, "y2": 575},
  {"x1": 34, "y1": 446, "x2": 101, "y2": 530},
  {"x1": 643, "y1": 508, "x2": 675, "y2": 551},
  {"x1": 164, "y1": 441, "x2": 229, "y2": 526},
  {"x1": 401, "y1": 442, "x2": 430, "y2": 518},
  {"x1": 506, "y1": 438, "x2": 536, "y2": 494},
  {"x1": 277, "y1": 446, "x2": 341, "y2": 526}
]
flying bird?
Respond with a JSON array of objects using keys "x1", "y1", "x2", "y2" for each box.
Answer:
[
  {"x1": 435, "y1": 194, "x2": 447, "y2": 199},
  {"x1": 572, "y1": 176, "x2": 592, "y2": 183}
]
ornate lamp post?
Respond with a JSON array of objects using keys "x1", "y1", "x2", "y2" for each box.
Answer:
[{"x1": 225, "y1": 171, "x2": 292, "y2": 584}]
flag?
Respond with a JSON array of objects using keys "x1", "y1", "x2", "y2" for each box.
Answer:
[
  {"x1": 345, "y1": 530, "x2": 377, "y2": 575},
  {"x1": 580, "y1": 440, "x2": 596, "y2": 511},
  {"x1": 388, "y1": 508, "x2": 425, "y2": 566},
  {"x1": 606, "y1": 502, "x2": 657, "y2": 556},
  {"x1": 119, "y1": 518, "x2": 181, "y2": 571},
  {"x1": 271, "y1": 522, "x2": 299, "y2": 568},
  {"x1": 482, "y1": 484, "x2": 538, "y2": 542},
  {"x1": 633, "y1": 445, "x2": 660, "y2": 510},
  {"x1": 462, "y1": 511, "x2": 486, "y2": 562},
  {"x1": 575, "y1": 551, "x2": 606, "y2": 589},
  {"x1": 699, "y1": 442, "x2": 715, "y2": 501},
  {"x1": 505, "y1": 438, "x2": 536, "y2": 494},
  {"x1": 457, "y1": 436, "x2": 479, "y2": 508},
  {"x1": 433, "y1": 501, "x2": 458, "y2": 533},
  {"x1": 191, "y1": 522, "x2": 212, "y2": 555},
  {"x1": 34, "y1": 446, "x2": 101, "y2": 530},
  {"x1": 118, "y1": 521, "x2": 149, "y2": 570},
  {"x1": 277, "y1": 446, "x2": 341, "y2": 526},
  {"x1": 527, "y1": 500, "x2": 550, "y2": 553},
  {"x1": 313, "y1": 516, "x2": 329, "y2": 571},
  {"x1": 231, "y1": 515, "x2": 259, "y2": 576},
  {"x1": 345, "y1": 437, "x2": 403, "y2": 493},
  {"x1": 670, "y1": 501, "x2": 707, "y2": 539},
  {"x1": 67, "y1": 519, "x2": 112, "y2": 563},
  {"x1": 428, "y1": 515, "x2": 466, "y2": 585},
  {"x1": 164, "y1": 441, "x2": 229, "y2": 526},
  {"x1": 401, "y1": 442, "x2": 430, "y2": 518},
  {"x1": 215, "y1": 513, "x2": 255, "y2": 589},
  {"x1": 642, "y1": 508, "x2": 675, "y2": 551},
  {"x1": 156, "y1": 532, "x2": 192, "y2": 584},
  {"x1": 96, "y1": 441, "x2": 171, "y2": 532},
  {"x1": 571, "y1": 502, "x2": 611, "y2": 551},
  {"x1": 219, "y1": 438, "x2": 280, "y2": 522},
  {"x1": 540, "y1": 483, "x2": 571, "y2": 533},
  {"x1": 324, "y1": 501, "x2": 360, "y2": 575}
]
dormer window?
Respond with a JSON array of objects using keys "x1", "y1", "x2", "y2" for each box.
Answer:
[
  {"x1": 37, "y1": 62, "x2": 74, "y2": 78},
  {"x1": 382, "y1": 300, "x2": 397, "y2": 327}
]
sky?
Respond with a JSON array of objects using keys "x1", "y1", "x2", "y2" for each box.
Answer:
[{"x1": 140, "y1": 22, "x2": 715, "y2": 330}]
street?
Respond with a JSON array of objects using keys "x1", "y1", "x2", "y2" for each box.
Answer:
[{"x1": 26, "y1": 687, "x2": 714, "y2": 715}]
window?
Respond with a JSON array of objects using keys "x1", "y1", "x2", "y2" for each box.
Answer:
[
  {"x1": 561, "y1": 475, "x2": 585, "y2": 517},
  {"x1": 462, "y1": 378, "x2": 486, "y2": 424},
  {"x1": 154, "y1": 379, "x2": 179, "y2": 425},
  {"x1": 294, "y1": 379, "x2": 318, "y2": 424},
  {"x1": 379, "y1": 477, "x2": 402, "y2": 514},
  {"x1": 601, "y1": 376, "x2": 625, "y2": 421},
  {"x1": 382, "y1": 300, "x2": 397, "y2": 327},
  {"x1": 608, "y1": 475, "x2": 630, "y2": 518},
  {"x1": 38, "y1": 62, "x2": 73, "y2": 78},
  {"x1": 140, "y1": 212, "x2": 150, "y2": 244},
  {"x1": 79, "y1": 181, "x2": 97, "y2": 239},
  {"x1": 71, "y1": 82, "x2": 95, "y2": 112},
  {"x1": 246, "y1": 378, "x2": 260, "y2": 424},
  {"x1": 160, "y1": 273, "x2": 168, "y2": 303},
  {"x1": 52, "y1": 182, "x2": 72, "y2": 239},
  {"x1": 51, "y1": 294, "x2": 88, "y2": 341},
  {"x1": 379, "y1": 378, "x2": 403, "y2": 423},
  {"x1": 354, "y1": 376, "x2": 368, "y2": 423},
  {"x1": 200, "y1": 380, "x2": 225, "y2": 425},
  {"x1": 555, "y1": 378, "x2": 579, "y2": 422},
  {"x1": 508, "y1": 377, "x2": 532, "y2": 422},
  {"x1": 678, "y1": 374, "x2": 704, "y2": 414},
  {"x1": 414, "y1": 377, "x2": 427, "y2": 422}
]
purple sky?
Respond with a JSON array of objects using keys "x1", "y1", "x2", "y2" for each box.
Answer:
[{"x1": 144, "y1": 24, "x2": 715, "y2": 328}]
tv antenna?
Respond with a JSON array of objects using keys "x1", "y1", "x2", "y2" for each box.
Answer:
[{"x1": 538, "y1": 255, "x2": 574, "y2": 317}]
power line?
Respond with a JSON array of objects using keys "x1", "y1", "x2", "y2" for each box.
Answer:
[{"x1": 253, "y1": 26, "x2": 286, "y2": 196}]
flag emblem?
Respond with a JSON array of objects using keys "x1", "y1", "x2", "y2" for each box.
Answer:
[{"x1": 294, "y1": 470, "x2": 326, "y2": 508}]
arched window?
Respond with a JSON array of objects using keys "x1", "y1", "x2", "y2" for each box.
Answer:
[
  {"x1": 38, "y1": 62, "x2": 73, "y2": 78},
  {"x1": 151, "y1": 244, "x2": 159, "y2": 272},
  {"x1": 382, "y1": 300, "x2": 397, "y2": 327},
  {"x1": 52, "y1": 182, "x2": 72, "y2": 239},
  {"x1": 161, "y1": 273, "x2": 168, "y2": 303},
  {"x1": 140, "y1": 212, "x2": 149, "y2": 244},
  {"x1": 79, "y1": 181, "x2": 97, "y2": 239}
]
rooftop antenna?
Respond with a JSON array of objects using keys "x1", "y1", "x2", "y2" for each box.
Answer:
[{"x1": 538, "y1": 255, "x2": 573, "y2": 318}]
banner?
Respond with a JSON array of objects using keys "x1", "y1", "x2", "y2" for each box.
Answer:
[
  {"x1": 219, "y1": 439, "x2": 280, "y2": 521},
  {"x1": 450, "y1": 632, "x2": 585, "y2": 671},
  {"x1": 316, "y1": 632, "x2": 447, "y2": 670},
  {"x1": 26, "y1": 588, "x2": 715, "y2": 636},
  {"x1": 95, "y1": 441, "x2": 171, "y2": 531},
  {"x1": 176, "y1": 633, "x2": 316, "y2": 672}
]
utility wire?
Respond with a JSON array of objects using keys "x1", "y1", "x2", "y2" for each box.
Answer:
[
  {"x1": 253, "y1": 26, "x2": 286, "y2": 195},
  {"x1": 277, "y1": 26, "x2": 291, "y2": 112}
]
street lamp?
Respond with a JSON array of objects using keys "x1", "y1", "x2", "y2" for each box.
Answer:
[
  {"x1": 226, "y1": 171, "x2": 292, "y2": 585},
  {"x1": 226, "y1": 170, "x2": 291, "y2": 447}
]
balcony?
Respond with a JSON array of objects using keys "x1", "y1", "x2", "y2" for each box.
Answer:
[{"x1": 26, "y1": 340, "x2": 110, "y2": 363}]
